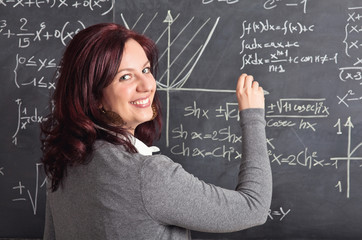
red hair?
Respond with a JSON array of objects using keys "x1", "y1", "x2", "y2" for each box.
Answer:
[{"x1": 41, "y1": 23, "x2": 162, "y2": 191}]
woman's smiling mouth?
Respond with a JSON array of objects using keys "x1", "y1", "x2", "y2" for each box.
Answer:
[{"x1": 130, "y1": 97, "x2": 151, "y2": 107}]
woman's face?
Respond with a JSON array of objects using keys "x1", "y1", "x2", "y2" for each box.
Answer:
[{"x1": 101, "y1": 39, "x2": 156, "y2": 134}]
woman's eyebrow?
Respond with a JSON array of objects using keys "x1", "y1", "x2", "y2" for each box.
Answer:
[
  {"x1": 143, "y1": 61, "x2": 151, "y2": 67},
  {"x1": 117, "y1": 61, "x2": 150, "y2": 73}
]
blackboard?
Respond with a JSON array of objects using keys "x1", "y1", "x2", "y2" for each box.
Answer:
[{"x1": 1, "y1": 0, "x2": 362, "y2": 239}]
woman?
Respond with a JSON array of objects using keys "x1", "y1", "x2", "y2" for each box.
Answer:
[{"x1": 41, "y1": 23, "x2": 272, "y2": 239}]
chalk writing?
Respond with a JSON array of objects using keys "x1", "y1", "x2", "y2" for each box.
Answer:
[
  {"x1": 337, "y1": 90, "x2": 362, "y2": 107},
  {"x1": 268, "y1": 206, "x2": 291, "y2": 221},
  {"x1": 183, "y1": 101, "x2": 240, "y2": 122},
  {"x1": 269, "y1": 147, "x2": 329, "y2": 169},
  {"x1": 266, "y1": 98, "x2": 330, "y2": 118},
  {"x1": 12, "y1": 163, "x2": 46, "y2": 215},
  {"x1": 240, "y1": 20, "x2": 314, "y2": 37},
  {"x1": 264, "y1": 0, "x2": 307, "y2": 14},
  {"x1": 335, "y1": 5, "x2": 362, "y2": 112},
  {"x1": 170, "y1": 142, "x2": 240, "y2": 162},
  {"x1": 266, "y1": 119, "x2": 317, "y2": 131},
  {"x1": 1, "y1": 19, "x2": 85, "y2": 48},
  {"x1": 0, "y1": 0, "x2": 114, "y2": 15},
  {"x1": 343, "y1": 7, "x2": 362, "y2": 57},
  {"x1": 171, "y1": 121, "x2": 242, "y2": 161},
  {"x1": 240, "y1": 38, "x2": 300, "y2": 53},
  {"x1": 12, "y1": 99, "x2": 48, "y2": 146},
  {"x1": 330, "y1": 117, "x2": 362, "y2": 198},
  {"x1": 172, "y1": 124, "x2": 242, "y2": 144},
  {"x1": 339, "y1": 67, "x2": 362, "y2": 83},
  {"x1": 13, "y1": 54, "x2": 58, "y2": 89},
  {"x1": 202, "y1": 0, "x2": 239, "y2": 4},
  {"x1": 239, "y1": 19, "x2": 339, "y2": 72},
  {"x1": 202, "y1": 0, "x2": 308, "y2": 14}
]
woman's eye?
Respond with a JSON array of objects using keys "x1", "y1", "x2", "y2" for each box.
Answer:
[
  {"x1": 120, "y1": 74, "x2": 131, "y2": 81},
  {"x1": 142, "y1": 67, "x2": 151, "y2": 74}
]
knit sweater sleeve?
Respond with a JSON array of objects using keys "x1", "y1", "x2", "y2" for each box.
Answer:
[{"x1": 140, "y1": 108, "x2": 272, "y2": 233}]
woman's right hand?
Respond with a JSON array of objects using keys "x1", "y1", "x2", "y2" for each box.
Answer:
[{"x1": 236, "y1": 73, "x2": 265, "y2": 111}]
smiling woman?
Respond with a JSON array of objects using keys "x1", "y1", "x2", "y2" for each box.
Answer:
[
  {"x1": 41, "y1": 24, "x2": 162, "y2": 185},
  {"x1": 40, "y1": 23, "x2": 272, "y2": 240}
]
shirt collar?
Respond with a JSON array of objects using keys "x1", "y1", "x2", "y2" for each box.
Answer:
[{"x1": 130, "y1": 135, "x2": 160, "y2": 156}]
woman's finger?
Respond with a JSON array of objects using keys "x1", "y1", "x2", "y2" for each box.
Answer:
[
  {"x1": 245, "y1": 75, "x2": 254, "y2": 88},
  {"x1": 252, "y1": 80, "x2": 259, "y2": 89},
  {"x1": 236, "y1": 73, "x2": 247, "y2": 93}
]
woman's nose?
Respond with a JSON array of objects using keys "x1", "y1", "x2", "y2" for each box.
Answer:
[{"x1": 137, "y1": 74, "x2": 155, "y2": 92}]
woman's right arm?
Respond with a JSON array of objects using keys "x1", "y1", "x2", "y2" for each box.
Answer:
[{"x1": 140, "y1": 74, "x2": 272, "y2": 232}]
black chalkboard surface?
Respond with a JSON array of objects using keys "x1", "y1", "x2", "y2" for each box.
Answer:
[{"x1": 1, "y1": 0, "x2": 362, "y2": 239}]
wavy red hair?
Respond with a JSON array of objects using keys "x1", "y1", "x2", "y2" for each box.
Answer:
[{"x1": 41, "y1": 23, "x2": 162, "y2": 191}]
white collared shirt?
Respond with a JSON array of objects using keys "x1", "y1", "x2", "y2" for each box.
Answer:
[{"x1": 130, "y1": 135, "x2": 160, "y2": 156}]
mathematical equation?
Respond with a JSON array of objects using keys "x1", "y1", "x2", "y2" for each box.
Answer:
[
  {"x1": 239, "y1": 19, "x2": 339, "y2": 73},
  {"x1": 14, "y1": 54, "x2": 58, "y2": 89},
  {"x1": 171, "y1": 120, "x2": 242, "y2": 161},
  {"x1": 182, "y1": 99, "x2": 330, "y2": 132},
  {"x1": 169, "y1": 96, "x2": 332, "y2": 162},
  {"x1": 268, "y1": 206, "x2": 291, "y2": 221},
  {"x1": 338, "y1": 7, "x2": 362, "y2": 88},
  {"x1": 269, "y1": 145, "x2": 332, "y2": 169},
  {"x1": 0, "y1": 20, "x2": 88, "y2": 145},
  {"x1": 342, "y1": 7, "x2": 362, "y2": 58},
  {"x1": 0, "y1": 0, "x2": 113, "y2": 15},
  {"x1": 12, "y1": 99, "x2": 48, "y2": 146},
  {"x1": 266, "y1": 98, "x2": 330, "y2": 118},
  {"x1": 0, "y1": 18, "x2": 86, "y2": 48},
  {"x1": 170, "y1": 141, "x2": 241, "y2": 162},
  {"x1": 337, "y1": 89, "x2": 362, "y2": 107},
  {"x1": 184, "y1": 101, "x2": 240, "y2": 121},
  {"x1": 202, "y1": 0, "x2": 308, "y2": 14}
]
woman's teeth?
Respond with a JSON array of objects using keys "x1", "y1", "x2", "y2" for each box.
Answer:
[{"x1": 131, "y1": 98, "x2": 149, "y2": 105}]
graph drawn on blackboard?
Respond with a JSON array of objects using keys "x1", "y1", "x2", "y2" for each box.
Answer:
[
  {"x1": 120, "y1": 10, "x2": 222, "y2": 146},
  {"x1": 331, "y1": 117, "x2": 362, "y2": 198}
]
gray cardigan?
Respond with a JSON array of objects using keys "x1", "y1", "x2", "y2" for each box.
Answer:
[{"x1": 43, "y1": 109, "x2": 272, "y2": 240}]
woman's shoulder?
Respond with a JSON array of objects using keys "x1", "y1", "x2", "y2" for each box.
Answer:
[
  {"x1": 90, "y1": 140, "x2": 182, "y2": 177},
  {"x1": 91, "y1": 139, "x2": 152, "y2": 167},
  {"x1": 141, "y1": 154, "x2": 178, "y2": 170}
]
